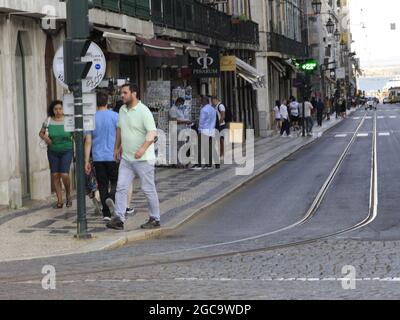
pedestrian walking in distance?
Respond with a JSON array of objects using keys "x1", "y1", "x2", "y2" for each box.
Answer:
[
  {"x1": 274, "y1": 100, "x2": 282, "y2": 133},
  {"x1": 316, "y1": 98, "x2": 325, "y2": 127},
  {"x1": 304, "y1": 98, "x2": 314, "y2": 136},
  {"x1": 289, "y1": 96, "x2": 300, "y2": 132},
  {"x1": 280, "y1": 100, "x2": 291, "y2": 137},
  {"x1": 106, "y1": 84, "x2": 161, "y2": 231},
  {"x1": 39, "y1": 100, "x2": 73, "y2": 209}
]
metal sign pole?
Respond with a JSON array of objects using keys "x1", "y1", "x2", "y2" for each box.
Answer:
[{"x1": 64, "y1": 0, "x2": 92, "y2": 239}]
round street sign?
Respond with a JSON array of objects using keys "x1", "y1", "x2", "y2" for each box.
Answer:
[{"x1": 53, "y1": 41, "x2": 106, "y2": 92}]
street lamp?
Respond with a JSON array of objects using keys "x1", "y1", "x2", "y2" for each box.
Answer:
[
  {"x1": 326, "y1": 18, "x2": 335, "y2": 34},
  {"x1": 334, "y1": 29, "x2": 340, "y2": 42},
  {"x1": 312, "y1": 0, "x2": 322, "y2": 15}
]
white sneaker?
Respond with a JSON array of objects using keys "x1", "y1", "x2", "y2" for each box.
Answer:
[
  {"x1": 103, "y1": 216, "x2": 112, "y2": 222},
  {"x1": 126, "y1": 207, "x2": 135, "y2": 215}
]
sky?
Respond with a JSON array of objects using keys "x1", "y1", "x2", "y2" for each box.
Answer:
[{"x1": 349, "y1": 0, "x2": 400, "y2": 69}]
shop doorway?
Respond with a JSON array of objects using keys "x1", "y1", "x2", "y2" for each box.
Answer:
[{"x1": 15, "y1": 31, "x2": 30, "y2": 198}]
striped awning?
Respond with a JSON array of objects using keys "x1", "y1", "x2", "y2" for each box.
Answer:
[
  {"x1": 136, "y1": 37, "x2": 176, "y2": 58},
  {"x1": 236, "y1": 57, "x2": 265, "y2": 89}
]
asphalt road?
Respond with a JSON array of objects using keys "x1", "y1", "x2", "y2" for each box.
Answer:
[{"x1": 1, "y1": 105, "x2": 400, "y2": 300}]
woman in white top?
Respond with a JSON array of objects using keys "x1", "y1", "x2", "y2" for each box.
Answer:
[{"x1": 273, "y1": 100, "x2": 282, "y2": 132}]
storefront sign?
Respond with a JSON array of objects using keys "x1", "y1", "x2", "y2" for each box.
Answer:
[
  {"x1": 191, "y1": 49, "x2": 220, "y2": 78},
  {"x1": 220, "y1": 56, "x2": 236, "y2": 72}
]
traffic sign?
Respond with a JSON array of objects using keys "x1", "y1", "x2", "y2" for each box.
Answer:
[
  {"x1": 63, "y1": 93, "x2": 97, "y2": 115},
  {"x1": 53, "y1": 41, "x2": 106, "y2": 92},
  {"x1": 63, "y1": 93, "x2": 97, "y2": 132},
  {"x1": 64, "y1": 115, "x2": 95, "y2": 132}
]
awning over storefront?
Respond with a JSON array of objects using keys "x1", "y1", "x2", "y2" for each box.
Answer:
[
  {"x1": 185, "y1": 41, "x2": 210, "y2": 58},
  {"x1": 283, "y1": 59, "x2": 299, "y2": 73},
  {"x1": 94, "y1": 26, "x2": 137, "y2": 55},
  {"x1": 269, "y1": 58, "x2": 286, "y2": 76},
  {"x1": 136, "y1": 37, "x2": 176, "y2": 58},
  {"x1": 236, "y1": 57, "x2": 265, "y2": 89}
]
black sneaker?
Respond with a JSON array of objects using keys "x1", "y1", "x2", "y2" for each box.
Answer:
[
  {"x1": 106, "y1": 217, "x2": 124, "y2": 230},
  {"x1": 140, "y1": 217, "x2": 161, "y2": 229}
]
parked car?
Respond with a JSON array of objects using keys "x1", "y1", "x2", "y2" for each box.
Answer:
[{"x1": 383, "y1": 97, "x2": 390, "y2": 104}]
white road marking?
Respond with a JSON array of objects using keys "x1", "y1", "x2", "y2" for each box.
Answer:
[
  {"x1": 13, "y1": 277, "x2": 400, "y2": 285},
  {"x1": 377, "y1": 116, "x2": 385, "y2": 119},
  {"x1": 335, "y1": 134, "x2": 347, "y2": 138},
  {"x1": 390, "y1": 116, "x2": 397, "y2": 119},
  {"x1": 365, "y1": 116, "x2": 372, "y2": 119},
  {"x1": 378, "y1": 132, "x2": 390, "y2": 136},
  {"x1": 352, "y1": 117, "x2": 360, "y2": 120},
  {"x1": 357, "y1": 133, "x2": 369, "y2": 137}
]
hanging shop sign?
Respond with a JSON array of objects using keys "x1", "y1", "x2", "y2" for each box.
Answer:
[
  {"x1": 191, "y1": 49, "x2": 220, "y2": 78},
  {"x1": 220, "y1": 55, "x2": 236, "y2": 72}
]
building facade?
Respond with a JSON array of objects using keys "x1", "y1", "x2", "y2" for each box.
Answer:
[
  {"x1": 0, "y1": 0, "x2": 260, "y2": 208},
  {"x1": 252, "y1": 0, "x2": 309, "y2": 135}
]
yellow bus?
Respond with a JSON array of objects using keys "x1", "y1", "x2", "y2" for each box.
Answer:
[{"x1": 389, "y1": 87, "x2": 400, "y2": 104}]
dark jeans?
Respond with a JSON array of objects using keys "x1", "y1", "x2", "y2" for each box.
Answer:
[
  {"x1": 93, "y1": 161, "x2": 119, "y2": 217},
  {"x1": 280, "y1": 119, "x2": 291, "y2": 136},
  {"x1": 305, "y1": 117, "x2": 314, "y2": 134},
  {"x1": 317, "y1": 112, "x2": 323, "y2": 126},
  {"x1": 198, "y1": 134, "x2": 219, "y2": 166}
]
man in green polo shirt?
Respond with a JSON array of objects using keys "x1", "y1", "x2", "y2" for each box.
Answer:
[{"x1": 106, "y1": 83, "x2": 160, "y2": 231}]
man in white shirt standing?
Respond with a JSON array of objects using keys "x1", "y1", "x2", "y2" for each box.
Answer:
[
  {"x1": 304, "y1": 98, "x2": 314, "y2": 137},
  {"x1": 193, "y1": 96, "x2": 219, "y2": 169}
]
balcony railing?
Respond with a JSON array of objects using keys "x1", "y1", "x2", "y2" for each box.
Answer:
[
  {"x1": 151, "y1": 0, "x2": 259, "y2": 45},
  {"x1": 92, "y1": 0, "x2": 151, "y2": 19},
  {"x1": 267, "y1": 32, "x2": 308, "y2": 58},
  {"x1": 92, "y1": 0, "x2": 259, "y2": 45}
]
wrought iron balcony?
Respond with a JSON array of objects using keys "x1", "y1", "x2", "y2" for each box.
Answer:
[
  {"x1": 92, "y1": 0, "x2": 259, "y2": 45},
  {"x1": 92, "y1": 0, "x2": 151, "y2": 19},
  {"x1": 267, "y1": 32, "x2": 308, "y2": 58},
  {"x1": 151, "y1": 0, "x2": 259, "y2": 45}
]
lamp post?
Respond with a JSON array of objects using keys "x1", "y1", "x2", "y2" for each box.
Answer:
[
  {"x1": 334, "y1": 29, "x2": 340, "y2": 42},
  {"x1": 326, "y1": 18, "x2": 335, "y2": 34},
  {"x1": 312, "y1": 0, "x2": 322, "y2": 15}
]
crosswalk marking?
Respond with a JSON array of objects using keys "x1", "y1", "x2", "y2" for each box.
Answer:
[
  {"x1": 335, "y1": 134, "x2": 347, "y2": 138},
  {"x1": 389, "y1": 116, "x2": 397, "y2": 119},
  {"x1": 365, "y1": 116, "x2": 372, "y2": 119},
  {"x1": 357, "y1": 133, "x2": 369, "y2": 137},
  {"x1": 378, "y1": 132, "x2": 390, "y2": 136},
  {"x1": 377, "y1": 116, "x2": 385, "y2": 119},
  {"x1": 352, "y1": 117, "x2": 360, "y2": 120}
]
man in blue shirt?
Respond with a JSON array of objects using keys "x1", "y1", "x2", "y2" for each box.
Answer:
[
  {"x1": 85, "y1": 91, "x2": 119, "y2": 221},
  {"x1": 193, "y1": 96, "x2": 220, "y2": 169}
]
